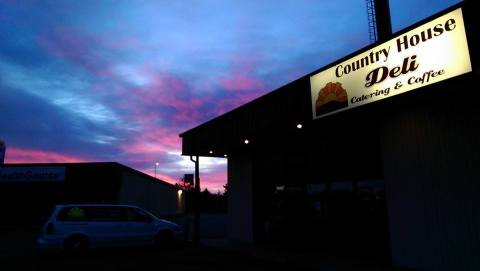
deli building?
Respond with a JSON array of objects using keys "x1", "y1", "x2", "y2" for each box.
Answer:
[{"x1": 180, "y1": 3, "x2": 479, "y2": 271}]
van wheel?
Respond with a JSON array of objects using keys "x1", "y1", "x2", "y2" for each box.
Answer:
[
  {"x1": 64, "y1": 235, "x2": 89, "y2": 254},
  {"x1": 154, "y1": 230, "x2": 174, "y2": 249}
]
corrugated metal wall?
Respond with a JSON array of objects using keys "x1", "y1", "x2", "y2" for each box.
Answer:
[
  {"x1": 118, "y1": 170, "x2": 180, "y2": 217},
  {"x1": 380, "y1": 77, "x2": 480, "y2": 270}
]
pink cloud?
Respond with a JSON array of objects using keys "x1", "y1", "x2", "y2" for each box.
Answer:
[
  {"x1": 220, "y1": 74, "x2": 264, "y2": 91},
  {"x1": 218, "y1": 52, "x2": 267, "y2": 92},
  {"x1": 5, "y1": 147, "x2": 87, "y2": 163},
  {"x1": 135, "y1": 72, "x2": 200, "y2": 107},
  {"x1": 119, "y1": 127, "x2": 181, "y2": 155},
  {"x1": 38, "y1": 27, "x2": 104, "y2": 75},
  {"x1": 112, "y1": 69, "x2": 209, "y2": 127},
  {"x1": 38, "y1": 27, "x2": 140, "y2": 77},
  {"x1": 210, "y1": 91, "x2": 265, "y2": 116}
]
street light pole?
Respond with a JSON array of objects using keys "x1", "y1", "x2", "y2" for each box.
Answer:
[{"x1": 155, "y1": 162, "x2": 159, "y2": 178}]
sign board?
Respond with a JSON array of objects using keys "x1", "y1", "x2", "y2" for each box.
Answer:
[
  {"x1": 0, "y1": 167, "x2": 66, "y2": 182},
  {"x1": 310, "y1": 7, "x2": 472, "y2": 119}
]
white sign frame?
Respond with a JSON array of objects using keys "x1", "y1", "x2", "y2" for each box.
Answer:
[{"x1": 310, "y1": 6, "x2": 472, "y2": 119}]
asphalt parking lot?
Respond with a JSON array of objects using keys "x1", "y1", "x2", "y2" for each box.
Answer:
[
  {"x1": 0, "y1": 228, "x2": 412, "y2": 271},
  {"x1": 0, "y1": 228, "x2": 294, "y2": 271}
]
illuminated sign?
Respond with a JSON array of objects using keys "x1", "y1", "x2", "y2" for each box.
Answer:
[
  {"x1": 0, "y1": 167, "x2": 65, "y2": 182},
  {"x1": 310, "y1": 7, "x2": 472, "y2": 119}
]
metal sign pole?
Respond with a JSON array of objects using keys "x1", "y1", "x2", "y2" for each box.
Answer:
[{"x1": 190, "y1": 155, "x2": 200, "y2": 245}]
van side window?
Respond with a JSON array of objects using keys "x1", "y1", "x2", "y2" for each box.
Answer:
[
  {"x1": 57, "y1": 207, "x2": 87, "y2": 221},
  {"x1": 124, "y1": 207, "x2": 150, "y2": 222},
  {"x1": 89, "y1": 207, "x2": 123, "y2": 221}
]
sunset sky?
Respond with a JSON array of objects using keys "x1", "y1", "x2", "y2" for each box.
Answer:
[{"x1": 0, "y1": 0, "x2": 459, "y2": 192}]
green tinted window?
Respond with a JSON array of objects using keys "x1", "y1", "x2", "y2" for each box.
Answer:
[{"x1": 57, "y1": 207, "x2": 87, "y2": 221}]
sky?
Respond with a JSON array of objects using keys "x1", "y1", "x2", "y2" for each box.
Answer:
[{"x1": 0, "y1": 0, "x2": 460, "y2": 192}]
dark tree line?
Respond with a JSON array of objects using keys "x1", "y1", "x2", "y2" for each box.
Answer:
[{"x1": 175, "y1": 178, "x2": 227, "y2": 213}]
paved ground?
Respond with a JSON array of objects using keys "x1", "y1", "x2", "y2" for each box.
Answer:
[
  {"x1": 202, "y1": 239, "x2": 413, "y2": 271},
  {"x1": 0, "y1": 228, "x2": 412, "y2": 271},
  {"x1": 0, "y1": 229, "x2": 290, "y2": 271}
]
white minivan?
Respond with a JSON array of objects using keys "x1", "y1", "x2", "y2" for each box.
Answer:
[{"x1": 36, "y1": 204, "x2": 182, "y2": 252}]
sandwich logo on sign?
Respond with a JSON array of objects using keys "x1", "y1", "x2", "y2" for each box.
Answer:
[{"x1": 310, "y1": 7, "x2": 472, "y2": 119}]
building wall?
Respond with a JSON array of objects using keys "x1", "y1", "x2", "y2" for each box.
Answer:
[
  {"x1": 228, "y1": 151, "x2": 254, "y2": 242},
  {"x1": 0, "y1": 163, "x2": 121, "y2": 226},
  {"x1": 0, "y1": 163, "x2": 183, "y2": 226},
  {"x1": 117, "y1": 170, "x2": 181, "y2": 217},
  {"x1": 380, "y1": 79, "x2": 480, "y2": 270}
]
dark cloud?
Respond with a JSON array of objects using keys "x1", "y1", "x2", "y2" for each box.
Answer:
[{"x1": 0, "y1": 83, "x2": 121, "y2": 160}]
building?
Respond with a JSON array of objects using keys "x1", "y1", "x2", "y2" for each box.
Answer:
[
  {"x1": 180, "y1": 2, "x2": 479, "y2": 270},
  {"x1": 0, "y1": 162, "x2": 184, "y2": 226}
]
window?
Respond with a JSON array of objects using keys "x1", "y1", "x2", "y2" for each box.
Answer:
[
  {"x1": 57, "y1": 206, "x2": 124, "y2": 221},
  {"x1": 57, "y1": 207, "x2": 87, "y2": 221},
  {"x1": 124, "y1": 207, "x2": 151, "y2": 222},
  {"x1": 88, "y1": 207, "x2": 123, "y2": 221}
]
